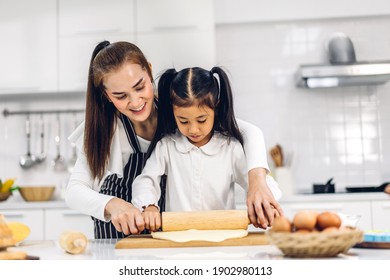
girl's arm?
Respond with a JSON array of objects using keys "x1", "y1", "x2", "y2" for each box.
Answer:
[
  {"x1": 132, "y1": 139, "x2": 168, "y2": 231},
  {"x1": 236, "y1": 119, "x2": 284, "y2": 228}
]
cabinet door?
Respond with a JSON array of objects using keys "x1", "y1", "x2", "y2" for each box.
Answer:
[
  {"x1": 0, "y1": 0, "x2": 57, "y2": 94},
  {"x1": 371, "y1": 200, "x2": 390, "y2": 230},
  {"x1": 44, "y1": 209, "x2": 94, "y2": 240},
  {"x1": 137, "y1": 30, "x2": 215, "y2": 77},
  {"x1": 1, "y1": 209, "x2": 44, "y2": 241},
  {"x1": 280, "y1": 201, "x2": 372, "y2": 230},
  {"x1": 59, "y1": 34, "x2": 135, "y2": 91},
  {"x1": 59, "y1": 0, "x2": 135, "y2": 36},
  {"x1": 136, "y1": 0, "x2": 213, "y2": 32}
]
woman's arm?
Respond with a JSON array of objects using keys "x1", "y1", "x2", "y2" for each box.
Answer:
[{"x1": 236, "y1": 119, "x2": 284, "y2": 228}]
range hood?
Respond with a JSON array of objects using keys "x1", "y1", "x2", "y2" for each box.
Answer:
[{"x1": 296, "y1": 33, "x2": 390, "y2": 88}]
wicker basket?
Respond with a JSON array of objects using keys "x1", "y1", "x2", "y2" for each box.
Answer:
[
  {"x1": 0, "y1": 192, "x2": 11, "y2": 202},
  {"x1": 266, "y1": 229, "x2": 364, "y2": 258}
]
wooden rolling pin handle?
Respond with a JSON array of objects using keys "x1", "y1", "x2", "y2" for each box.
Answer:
[{"x1": 162, "y1": 210, "x2": 250, "y2": 232}]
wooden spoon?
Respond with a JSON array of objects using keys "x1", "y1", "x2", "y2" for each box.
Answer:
[{"x1": 270, "y1": 144, "x2": 284, "y2": 167}]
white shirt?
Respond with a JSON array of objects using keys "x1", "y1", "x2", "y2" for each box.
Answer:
[
  {"x1": 66, "y1": 117, "x2": 278, "y2": 221},
  {"x1": 132, "y1": 131, "x2": 248, "y2": 211}
]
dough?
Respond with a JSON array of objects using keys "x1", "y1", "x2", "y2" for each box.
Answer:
[{"x1": 151, "y1": 229, "x2": 248, "y2": 243}]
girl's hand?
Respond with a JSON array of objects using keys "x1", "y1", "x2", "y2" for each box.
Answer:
[
  {"x1": 105, "y1": 197, "x2": 145, "y2": 235},
  {"x1": 142, "y1": 205, "x2": 162, "y2": 232},
  {"x1": 246, "y1": 168, "x2": 284, "y2": 229}
]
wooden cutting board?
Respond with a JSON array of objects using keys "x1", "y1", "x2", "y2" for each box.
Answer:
[{"x1": 115, "y1": 232, "x2": 268, "y2": 249}]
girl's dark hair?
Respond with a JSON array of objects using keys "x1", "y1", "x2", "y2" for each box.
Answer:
[
  {"x1": 84, "y1": 41, "x2": 153, "y2": 180},
  {"x1": 148, "y1": 66, "x2": 243, "y2": 157}
]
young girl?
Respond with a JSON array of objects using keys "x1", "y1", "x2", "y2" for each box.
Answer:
[{"x1": 131, "y1": 67, "x2": 281, "y2": 231}]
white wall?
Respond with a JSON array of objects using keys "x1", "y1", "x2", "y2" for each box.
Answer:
[{"x1": 216, "y1": 15, "x2": 390, "y2": 193}]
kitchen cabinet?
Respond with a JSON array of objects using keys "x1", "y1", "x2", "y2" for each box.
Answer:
[
  {"x1": 371, "y1": 200, "x2": 390, "y2": 230},
  {"x1": 0, "y1": 0, "x2": 57, "y2": 94},
  {"x1": 1, "y1": 206, "x2": 93, "y2": 240},
  {"x1": 44, "y1": 209, "x2": 94, "y2": 240},
  {"x1": 214, "y1": 0, "x2": 390, "y2": 24},
  {"x1": 58, "y1": 0, "x2": 135, "y2": 91},
  {"x1": 135, "y1": 0, "x2": 215, "y2": 76},
  {"x1": 1, "y1": 209, "x2": 44, "y2": 240}
]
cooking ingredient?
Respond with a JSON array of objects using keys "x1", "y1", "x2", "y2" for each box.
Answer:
[
  {"x1": 295, "y1": 229, "x2": 312, "y2": 234},
  {"x1": 59, "y1": 231, "x2": 88, "y2": 254},
  {"x1": 293, "y1": 210, "x2": 318, "y2": 230},
  {"x1": 316, "y1": 212, "x2": 341, "y2": 230},
  {"x1": 321, "y1": 226, "x2": 339, "y2": 233},
  {"x1": 0, "y1": 215, "x2": 15, "y2": 248},
  {"x1": 271, "y1": 216, "x2": 292, "y2": 232},
  {"x1": 151, "y1": 229, "x2": 248, "y2": 243},
  {"x1": 0, "y1": 178, "x2": 15, "y2": 193},
  {"x1": 6, "y1": 222, "x2": 30, "y2": 243}
]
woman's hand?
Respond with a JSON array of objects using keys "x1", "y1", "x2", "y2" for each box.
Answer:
[
  {"x1": 104, "y1": 197, "x2": 145, "y2": 235},
  {"x1": 142, "y1": 205, "x2": 162, "y2": 232},
  {"x1": 246, "y1": 168, "x2": 284, "y2": 229}
]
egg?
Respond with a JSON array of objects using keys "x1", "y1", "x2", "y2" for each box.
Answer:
[
  {"x1": 271, "y1": 216, "x2": 292, "y2": 232},
  {"x1": 321, "y1": 226, "x2": 339, "y2": 233},
  {"x1": 293, "y1": 210, "x2": 318, "y2": 230},
  {"x1": 316, "y1": 212, "x2": 341, "y2": 230},
  {"x1": 295, "y1": 229, "x2": 312, "y2": 234}
]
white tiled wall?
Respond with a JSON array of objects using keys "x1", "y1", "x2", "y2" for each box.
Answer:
[
  {"x1": 0, "y1": 94, "x2": 85, "y2": 198},
  {"x1": 216, "y1": 16, "x2": 390, "y2": 193}
]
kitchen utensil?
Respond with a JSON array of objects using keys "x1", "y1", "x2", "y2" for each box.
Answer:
[
  {"x1": 116, "y1": 210, "x2": 255, "y2": 249},
  {"x1": 36, "y1": 114, "x2": 46, "y2": 163},
  {"x1": 162, "y1": 209, "x2": 249, "y2": 232},
  {"x1": 67, "y1": 113, "x2": 78, "y2": 173},
  {"x1": 313, "y1": 178, "x2": 335, "y2": 193},
  {"x1": 19, "y1": 116, "x2": 36, "y2": 169},
  {"x1": 115, "y1": 232, "x2": 267, "y2": 249},
  {"x1": 0, "y1": 191, "x2": 12, "y2": 202},
  {"x1": 18, "y1": 186, "x2": 55, "y2": 202},
  {"x1": 52, "y1": 114, "x2": 67, "y2": 172},
  {"x1": 270, "y1": 144, "x2": 283, "y2": 167}
]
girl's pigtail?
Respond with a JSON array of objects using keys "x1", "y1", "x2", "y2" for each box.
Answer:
[
  {"x1": 146, "y1": 68, "x2": 177, "y2": 159},
  {"x1": 211, "y1": 67, "x2": 244, "y2": 146}
]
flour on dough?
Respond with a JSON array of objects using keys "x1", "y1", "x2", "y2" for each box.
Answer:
[{"x1": 151, "y1": 229, "x2": 248, "y2": 243}]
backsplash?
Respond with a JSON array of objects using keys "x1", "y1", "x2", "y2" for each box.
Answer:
[
  {"x1": 0, "y1": 94, "x2": 85, "y2": 198},
  {"x1": 216, "y1": 15, "x2": 390, "y2": 193}
]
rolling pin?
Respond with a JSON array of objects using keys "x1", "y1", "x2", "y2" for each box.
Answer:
[{"x1": 162, "y1": 210, "x2": 250, "y2": 232}]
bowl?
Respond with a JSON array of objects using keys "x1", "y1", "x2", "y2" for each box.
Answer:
[
  {"x1": 0, "y1": 191, "x2": 12, "y2": 202},
  {"x1": 18, "y1": 186, "x2": 55, "y2": 202},
  {"x1": 266, "y1": 229, "x2": 364, "y2": 258}
]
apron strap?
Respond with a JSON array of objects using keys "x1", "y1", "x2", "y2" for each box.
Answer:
[{"x1": 120, "y1": 114, "x2": 142, "y2": 153}]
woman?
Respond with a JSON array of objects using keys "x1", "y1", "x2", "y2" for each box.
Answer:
[{"x1": 66, "y1": 41, "x2": 283, "y2": 239}]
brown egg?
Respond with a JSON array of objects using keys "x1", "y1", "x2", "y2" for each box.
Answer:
[
  {"x1": 293, "y1": 210, "x2": 318, "y2": 230},
  {"x1": 316, "y1": 212, "x2": 341, "y2": 230},
  {"x1": 321, "y1": 226, "x2": 339, "y2": 233},
  {"x1": 271, "y1": 216, "x2": 292, "y2": 232}
]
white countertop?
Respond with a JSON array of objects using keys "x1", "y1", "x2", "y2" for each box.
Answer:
[
  {"x1": 280, "y1": 192, "x2": 389, "y2": 203},
  {"x1": 7, "y1": 238, "x2": 390, "y2": 260}
]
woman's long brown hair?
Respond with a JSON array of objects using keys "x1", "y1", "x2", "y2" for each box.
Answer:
[{"x1": 84, "y1": 41, "x2": 153, "y2": 180}]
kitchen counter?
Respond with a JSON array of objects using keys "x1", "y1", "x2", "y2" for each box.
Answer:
[
  {"x1": 7, "y1": 238, "x2": 390, "y2": 260},
  {"x1": 280, "y1": 192, "x2": 390, "y2": 203}
]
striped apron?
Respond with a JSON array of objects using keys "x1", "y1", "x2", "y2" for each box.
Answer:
[{"x1": 93, "y1": 114, "x2": 166, "y2": 239}]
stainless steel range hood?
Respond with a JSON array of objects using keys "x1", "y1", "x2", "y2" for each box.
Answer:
[
  {"x1": 296, "y1": 61, "x2": 390, "y2": 88},
  {"x1": 295, "y1": 33, "x2": 390, "y2": 88}
]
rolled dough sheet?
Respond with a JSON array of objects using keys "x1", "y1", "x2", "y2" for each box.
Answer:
[{"x1": 151, "y1": 229, "x2": 248, "y2": 243}]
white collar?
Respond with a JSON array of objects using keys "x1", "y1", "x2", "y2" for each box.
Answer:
[{"x1": 170, "y1": 130, "x2": 231, "y2": 155}]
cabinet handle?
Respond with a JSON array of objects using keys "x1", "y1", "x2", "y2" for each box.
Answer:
[
  {"x1": 3, "y1": 213, "x2": 24, "y2": 218},
  {"x1": 62, "y1": 211, "x2": 87, "y2": 217}
]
